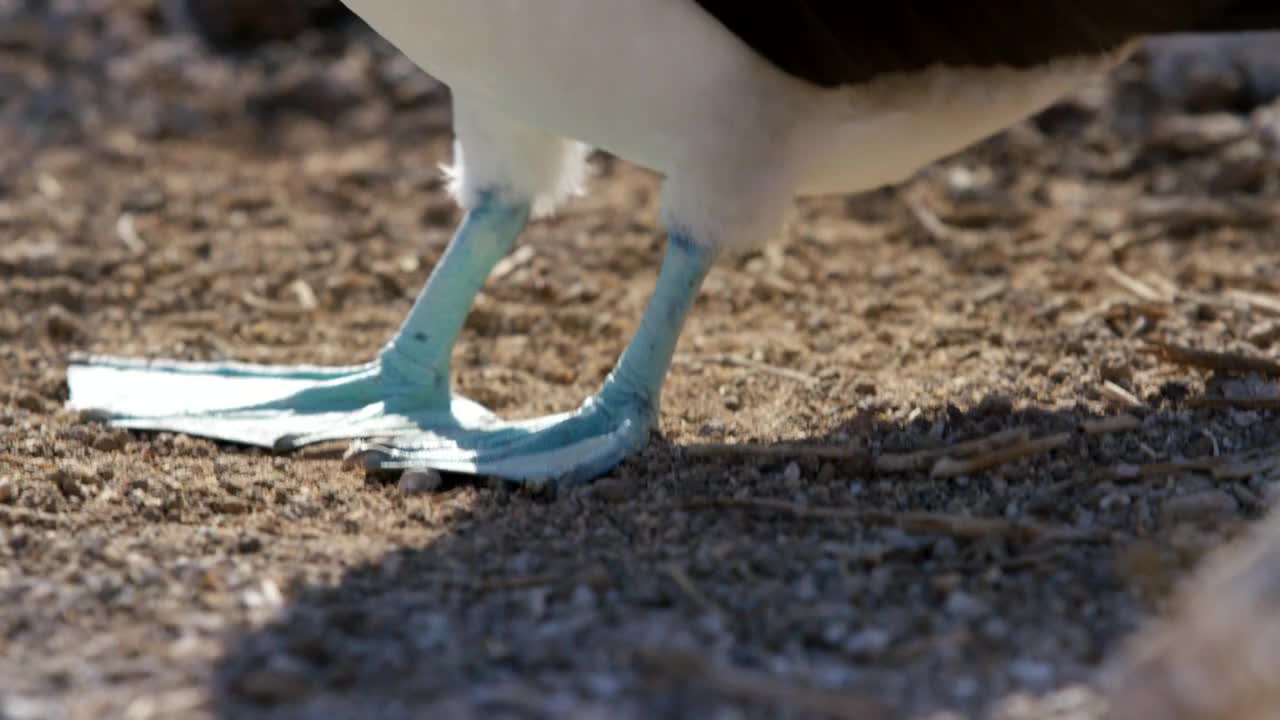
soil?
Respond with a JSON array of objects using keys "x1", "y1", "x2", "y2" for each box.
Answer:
[{"x1": 3, "y1": 4, "x2": 1280, "y2": 719}]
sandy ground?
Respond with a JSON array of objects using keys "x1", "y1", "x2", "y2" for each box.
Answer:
[{"x1": 4, "y1": 3, "x2": 1280, "y2": 719}]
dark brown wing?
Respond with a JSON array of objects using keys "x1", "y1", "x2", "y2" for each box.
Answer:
[{"x1": 691, "y1": 1, "x2": 1280, "y2": 87}]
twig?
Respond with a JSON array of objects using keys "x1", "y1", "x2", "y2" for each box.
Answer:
[
  {"x1": 491, "y1": 244, "x2": 535, "y2": 279},
  {"x1": 240, "y1": 290, "x2": 314, "y2": 317},
  {"x1": 1099, "y1": 381, "x2": 1146, "y2": 410},
  {"x1": 675, "y1": 353, "x2": 819, "y2": 387},
  {"x1": 684, "y1": 427, "x2": 1049, "y2": 475},
  {"x1": 930, "y1": 432, "x2": 1072, "y2": 479},
  {"x1": 1226, "y1": 289, "x2": 1280, "y2": 316},
  {"x1": 683, "y1": 443, "x2": 869, "y2": 463},
  {"x1": 1108, "y1": 446, "x2": 1280, "y2": 482},
  {"x1": 634, "y1": 647, "x2": 891, "y2": 720},
  {"x1": 1105, "y1": 266, "x2": 1170, "y2": 304},
  {"x1": 1187, "y1": 396, "x2": 1280, "y2": 411},
  {"x1": 907, "y1": 196, "x2": 955, "y2": 242},
  {"x1": 874, "y1": 427, "x2": 1030, "y2": 472},
  {"x1": 682, "y1": 497, "x2": 1106, "y2": 543},
  {"x1": 1146, "y1": 340, "x2": 1280, "y2": 377},
  {"x1": 115, "y1": 213, "x2": 146, "y2": 254},
  {"x1": 662, "y1": 565, "x2": 726, "y2": 617},
  {"x1": 1081, "y1": 414, "x2": 1142, "y2": 435}
]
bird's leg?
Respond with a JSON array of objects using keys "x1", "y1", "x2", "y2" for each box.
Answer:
[
  {"x1": 66, "y1": 191, "x2": 529, "y2": 448},
  {"x1": 346, "y1": 230, "x2": 717, "y2": 486}
]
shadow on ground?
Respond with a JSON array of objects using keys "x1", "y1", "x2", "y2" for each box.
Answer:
[{"x1": 208, "y1": 399, "x2": 1272, "y2": 720}]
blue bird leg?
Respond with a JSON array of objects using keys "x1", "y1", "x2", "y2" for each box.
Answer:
[
  {"x1": 65, "y1": 192, "x2": 531, "y2": 449},
  {"x1": 345, "y1": 230, "x2": 718, "y2": 486},
  {"x1": 376, "y1": 195, "x2": 531, "y2": 405}
]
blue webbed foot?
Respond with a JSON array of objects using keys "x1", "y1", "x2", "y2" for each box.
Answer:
[
  {"x1": 345, "y1": 387, "x2": 657, "y2": 486},
  {"x1": 344, "y1": 231, "x2": 717, "y2": 486},
  {"x1": 66, "y1": 195, "x2": 530, "y2": 451}
]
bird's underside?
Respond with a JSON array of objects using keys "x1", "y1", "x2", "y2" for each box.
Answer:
[{"x1": 67, "y1": 1, "x2": 1280, "y2": 486}]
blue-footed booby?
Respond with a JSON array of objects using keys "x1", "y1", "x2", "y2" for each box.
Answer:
[{"x1": 68, "y1": 2, "x2": 1280, "y2": 485}]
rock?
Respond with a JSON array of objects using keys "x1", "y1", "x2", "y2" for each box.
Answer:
[
  {"x1": 782, "y1": 461, "x2": 802, "y2": 484},
  {"x1": 397, "y1": 469, "x2": 442, "y2": 496},
  {"x1": 0, "y1": 477, "x2": 15, "y2": 504},
  {"x1": 944, "y1": 590, "x2": 989, "y2": 620},
  {"x1": 47, "y1": 467, "x2": 85, "y2": 499},
  {"x1": 44, "y1": 305, "x2": 86, "y2": 341},
  {"x1": 92, "y1": 431, "x2": 127, "y2": 453},
  {"x1": 590, "y1": 477, "x2": 633, "y2": 503},
  {"x1": 1149, "y1": 113, "x2": 1249, "y2": 154},
  {"x1": 234, "y1": 654, "x2": 311, "y2": 704},
  {"x1": 845, "y1": 627, "x2": 892, "y2": 659},
  {"x1": 1162, "y1": 491, "x2": 1240, "y2": 526}
]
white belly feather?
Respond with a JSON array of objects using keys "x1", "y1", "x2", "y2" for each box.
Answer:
[{"x1": 341, "y1": 1, "x2": 1131, "y2": 241}]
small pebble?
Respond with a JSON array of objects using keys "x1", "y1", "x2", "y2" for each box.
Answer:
[
  {"x1": 590, "y1": 477, "x2": 633, "y2": 502},
  {"x1": 944, "y1": 590, "x2": 988, "y2": 619},
  {"x1": 235, "y1": 655, "x2": 311, "y2": 704},
  {"x1": 782, "y1": 461, "x2": 801, "y2": 484},
  {"x1": 44, "y1": 305, "x2": 86, "y2": 341},
  {"x1": 0, "y1": 477, "x2": 14, "y2": 504},
  {"x1": 845, "y1": 627, "x2": 891, "y2": 658},
  {"x1": 1161, "y1": 490, "x2": 1239, "y2": 525},
  {"x1": 47, "y1": 468, "x2": 83, "y2": 499},
  {"x1": 1008, "y1": 658, "x2": 1054, "y2": 689},
  {"x1": 398, "y1": 469, "x2": 442, "y2": 496},
  {"x1": 92, "y1": 432, "x2": 126, "y2": 453}
]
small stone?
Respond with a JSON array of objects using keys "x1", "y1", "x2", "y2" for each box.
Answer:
[
  {"x1": 212, "y1": 497, "x2": 250, "y2": 515},
  {"x1": 237, "y1": 534, "x2": 263, "y2": 554},
  {"x1": 590, "y1": 477, "x2": 633, "y2": 502},
  {"x1": 722, "y1": 394, "x2": 741, "y2": 411},
  {"x1": 944, "y1": 590, "x2": 988, "y2": 619},
  {"x1": 1161, "y1": 490, "x2": 1239, "y2": 525},
  {"x1": 398, "y1": 469, "x2": 442, "y2": 496},
  {"x1": 845, "y1": 627, "x2": 891, "y2": 659},
  {"x1": 698, "y1": 419, "x2": 726, "y2": 437},
  {"x1": 44, "y1": 305, "x2": 85, "y2": 341},
  {"x1": 47, "y1": 468, "x2": 83, "y2": 499},
  {"x1": 0, "y1": 477, "x2": 15, "y2": 504},
  {"x1": 235, "y1": 655, "x2": 311, "y2": 703},
  {"x1": 92, "y1": 432, "x2": 126, "y2": 453},
  {"x1": 782, "y1": 462, "x2": 802, "y2": 484},
  {"x1": 571, "y1": 584, "x2": 597, "y2": 609},
  {"x1": 1247, "y1": 320, "x2": 1280, "y2": 349},
  {"x1": 12, "y1": 391, "x2": 45, "y2": 413},
  {"x1": 1009, "y1": 658, "x2": 1054, "y2": 689}
]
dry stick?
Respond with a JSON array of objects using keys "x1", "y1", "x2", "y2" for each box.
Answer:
[
  {"x1": 1187, "y1": 396, "x2": 1280, "y2": 411},
  {"x1": 684, "y1": 427, "x2": 1031, "y2": 471},
  {"x1": 635, "y1": 647, "x2": 891, "y2": 720},
  {"x1": 1226, "y1": 288, "x2": 1280, "y2": 316},
  {"x1": 662, "y1": 564, "x2": 726, "y2": 617},
  {"x1": 240, "y1": 290, "x2": 313, "y2": 317},
  {"x1": 1105, "y1": 266, "x2": 1171, "y2": 304},
  {"x1": 683, "y1": 497, "x2": 1106, "y2": 543},
  {"x1": 874, "y1": 427, "x2": 1030, "y2": 472},
  {"x1": 1081, "y1": 414, "x2": 1142, "y2": 435},
  {"x1": 683, "y1": 443, "x2": 869, "y2": 463},
  {"x1": 1099, "y1": 381, "x2": 1146, "y2": 411},
  {"x1": 1109, "y1": 446, "x2": 1280, "y2": 482},
  {"x1": 1146, "y1": 340, "x2": 1280, "y2": 377},
  {"x1": 930, "y1": 432, "x2": 1072, "y2": 479}
]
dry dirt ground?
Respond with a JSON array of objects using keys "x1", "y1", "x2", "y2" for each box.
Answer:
[{"x1": 4, "y1": 4, "x2": 1280, "y2": 719}]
